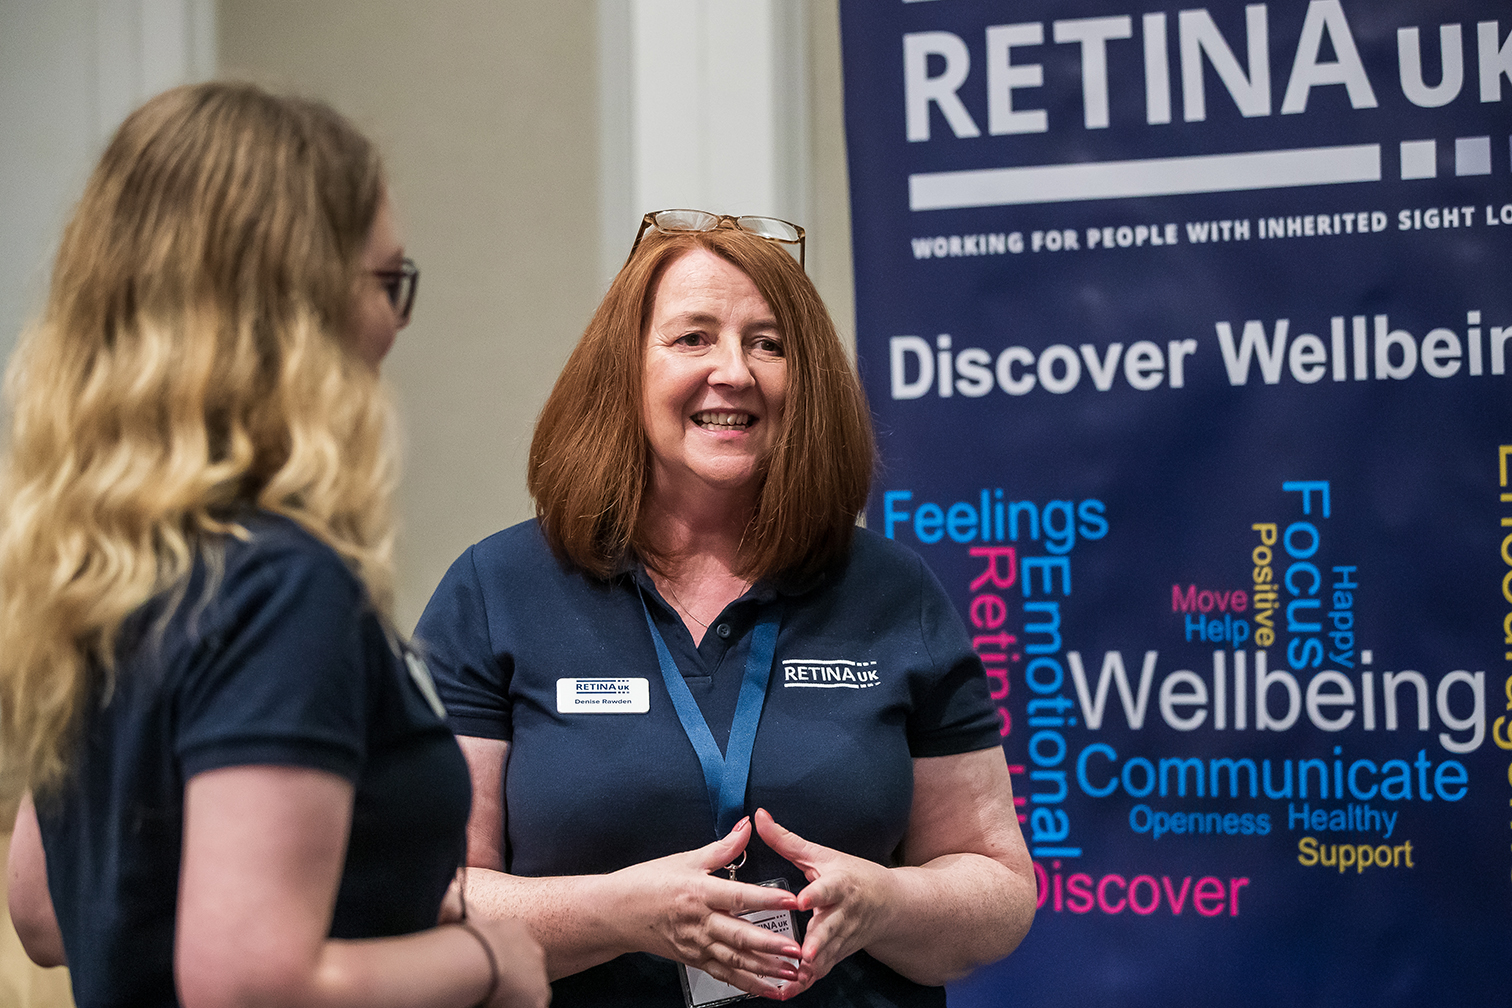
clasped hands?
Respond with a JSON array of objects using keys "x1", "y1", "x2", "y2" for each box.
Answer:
[{"x1": 613, "y1": 808, "x2": 896, "y2": 1001}]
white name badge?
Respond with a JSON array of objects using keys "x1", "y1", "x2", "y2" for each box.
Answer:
[{"x1": 555, "y1": 677, "x2": 650, "y2": 713}]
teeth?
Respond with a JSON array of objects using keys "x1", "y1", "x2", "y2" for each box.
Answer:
[{"x1": 693, "y1": 411, "x2": 753, "y2": 430}]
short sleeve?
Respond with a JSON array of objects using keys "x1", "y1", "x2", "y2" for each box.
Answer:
[
  {"x1": 414, "y1": 545, "x2": 513, "y2": 741},
  {"x1": 905, "y1": 553, "x2": 1002, "y2": 758},
  {"x1": 175, "y1": 540, "x2": 368, "y2": 782}
]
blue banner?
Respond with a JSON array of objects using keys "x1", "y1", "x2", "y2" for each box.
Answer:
[{"x1": 840, "y1": 1, "x2": 1511, "y2": 1003}]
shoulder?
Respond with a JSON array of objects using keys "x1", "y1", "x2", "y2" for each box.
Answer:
[
  {"x1": 832, "y1": 526, "x2": 929, "y2": 587},
  {"x1": 780, "y1": 527, "x2": 933, "y2": 617},
  {"x1": 441, "y1": 518, "x2": 598, "y2": 592},
  {"x1": 850, "y1": 526, "x2": 927, "y2": 569},
  {"x1": 212, "y1": 512, "x2": 365, "y2": 625},
  {"x1": 226, "y1": 512, "x2": 358, "y2": 582},
  {"x1": 793, "y1": 528, "x2": 967, "y2": 631},
  {"x1": 419, "y1": 519, "x2": 586, "y2": 639},
  {"x1": 464, "y1": 518, "x2": 556, "y2": 573},
  {"x1": 168, "y1": 515, "x2": 385, "y2": 783}
]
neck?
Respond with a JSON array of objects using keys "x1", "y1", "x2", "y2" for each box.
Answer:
[
  {"x1": 640, "y1": 477, "x2": 755, "y2": 573},
  {"x1": 641, "y1": 481, "x2": 758, "y2": 644}
]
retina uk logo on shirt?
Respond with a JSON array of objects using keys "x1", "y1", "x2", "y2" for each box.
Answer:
[{"x1": 781, "y1": 659, "x2": 881, "y2": 689}]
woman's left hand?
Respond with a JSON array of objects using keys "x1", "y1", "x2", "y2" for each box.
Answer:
[
  {"x1": 753, "y1": 748, "x2": 1036, "y2": 991},
  {"x1": 753, "y1": 808, "x2": 899, "y2": 993}
]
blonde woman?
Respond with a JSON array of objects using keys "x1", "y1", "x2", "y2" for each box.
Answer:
[{"x1": 1, "y1": 83, "x2": 548, "y2": 1008}]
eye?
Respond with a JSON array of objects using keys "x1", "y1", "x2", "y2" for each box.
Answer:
[
  {"x1": 673, "y1": 331, "x2": 707, "y2": 347},
  {"x1": 751, "y1": 335, "x2": 785, "y2": 358}
]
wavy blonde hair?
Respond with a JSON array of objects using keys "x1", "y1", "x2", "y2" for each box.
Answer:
[{"x1": 0, "y1": 83, "x2": 396, "y2": 800}]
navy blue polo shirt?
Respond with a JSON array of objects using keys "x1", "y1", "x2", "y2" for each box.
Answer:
[
  {"x1": 36, "y1": 513, "x2": 470, "y2": 1008},
  {"x1": 415, "y1": 520, "x2": 1000, "y2": 1008}
]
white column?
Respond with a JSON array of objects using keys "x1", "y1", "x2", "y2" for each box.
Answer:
[
  {"x1": 0, "y1": 0, "x2": 214, "y2": 363},
  {"x1": 97, "y1": 0, "x2": 216, "y2": 138},
  {"x1": 598, "y1": 0, "x2": 809, "y2": 285}
]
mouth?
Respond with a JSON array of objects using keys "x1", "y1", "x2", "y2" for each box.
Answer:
[{"x1": 692, "y1": 410, "x2": 756, "y2": 431}]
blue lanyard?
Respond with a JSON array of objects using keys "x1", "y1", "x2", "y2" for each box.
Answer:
[{"x1": 638, "y1": 588, "x2": 780, "y2": 836}]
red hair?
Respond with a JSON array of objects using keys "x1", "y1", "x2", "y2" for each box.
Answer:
[{"x1": 528, "y1": 225, "x2": 874, "y2": 582}]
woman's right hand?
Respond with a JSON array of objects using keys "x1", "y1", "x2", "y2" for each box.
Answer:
[
  {"x1": 605, "y1": 817, "x2": 803, "y2": 997},
  {"x1": 468, "y1": 917, "x2": 551, "y2": 1008}
]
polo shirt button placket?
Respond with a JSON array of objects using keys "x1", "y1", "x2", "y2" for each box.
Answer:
[{"x1": 715, "y1": 623, "x2": 732, "y2": 640}]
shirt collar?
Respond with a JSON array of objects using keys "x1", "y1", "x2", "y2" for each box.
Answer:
[{"x1": 619, "y1": 558, "x2": 828, "y2": 605}]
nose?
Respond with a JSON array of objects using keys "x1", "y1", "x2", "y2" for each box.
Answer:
[{"x1": 706, "y1": 334, "x2": 754, "y2": 389}]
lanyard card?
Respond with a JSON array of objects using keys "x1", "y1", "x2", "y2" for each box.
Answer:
[{"x1": 679, "y1": 879, "x2": 800, "y2": 1008}]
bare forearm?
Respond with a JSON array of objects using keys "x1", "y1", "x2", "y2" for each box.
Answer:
[
  {"x1": 179, "y1": 925, "x2": 507, "y2": 1008},
  {"x1": 309, "y1": 928, "x2": 499, "y2": 1008},
  {"x1": 461, "y1": 867, "x2": 627, "y2": 980},
  {"x1": 865, "y1": 853, "x2": 1035, "y2": 986}
]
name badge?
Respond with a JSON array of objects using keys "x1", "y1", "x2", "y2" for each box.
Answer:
[{"x1": 555, "y1": 677, "x2": 650, "y2": 713}]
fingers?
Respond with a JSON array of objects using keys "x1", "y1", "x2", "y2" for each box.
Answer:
[
  {"x1": 750, "y1": 814, "x2": 900, "y2": 990},
  {"x1": 686, "y1": 817, "x2": 798, "y2": 918},
  {"x1": 706, "y1": 877, "x2": 801, "y2": 919},
  {"x1": 620, "y1": 825, "x2": 813, "y2": 995},
  {"x1": 696, "y1": 959, "x2": 794, "y2": 1002},
  {"x1": 704, "y1": 943, "x2": 801, "y2": 986},
  {"x1": 691, "y1": 924, "x2": 804, "y2": 1000},
  {"x1": 752, "y1": 809, "x2": 832, "y2": 889},
  {"x1": 678, "y1": 928, "x2": 798, "y2": 1000},
  {"x1": 751, "y1": 808, "x2": 813, "y2": 865},
  {"x1": 790, "y1": 867, "x2": 894, "y2": 987},
  {"x1": 693, "y1": 816, "x2": 752, "y2": 873},
  {"x1": 684, "y1": 877, "x2": 804, "y2": 996},
  {"x1": 792, "y1": 873, "x2": 845, "y2": 915},
  {"x1": 751, "y1": 810, "x2": 837, "y2": 914},
  {"x1": 715, "y1": 911, "x2": 802, "y2": 962},
  {"x1": 748, "y1": 808, "x2": 843, "y2": 982},
  {"x1": 795, "y1": 904, "x2": 848, "y2": 976}
]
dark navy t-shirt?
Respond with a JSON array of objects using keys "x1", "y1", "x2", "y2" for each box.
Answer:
[
  {"x1": 36, "y1": 513, "x2": 470, "y2": 1008},
  {"x1": 415, "y1": 521, "x2": 1000, "y2": 1008}
]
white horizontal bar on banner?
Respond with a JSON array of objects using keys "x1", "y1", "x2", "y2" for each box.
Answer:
[{"x1": 908, "y1": 144, "x2": 1382, "y2": 211}]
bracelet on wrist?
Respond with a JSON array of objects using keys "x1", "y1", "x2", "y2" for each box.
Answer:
[{"x1": 455, "y1": 920, "x2": 499, "y2": 1008}]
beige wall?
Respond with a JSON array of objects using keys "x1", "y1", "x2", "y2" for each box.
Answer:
[
  {"x1": 807, "y1": 0, "x2": 856, "y2": 364},
  {"x1": 0, "y1": 0, "x2": 216, "y2": 371},
  {"x1": 221, "y1": 0, "x2": 603, "y2": 629},
  {"x1": 222, "y1": 0, "x2": 854, "y2": 630}
]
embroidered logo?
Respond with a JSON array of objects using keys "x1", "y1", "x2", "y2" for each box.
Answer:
[{"x1": 780, "y1": 659, "x2": 880, "y2": 689}]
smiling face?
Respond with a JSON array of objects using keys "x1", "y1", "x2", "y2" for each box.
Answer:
[{"x1": 640, "y1": 247, "x2": 788, "y2": 510}]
